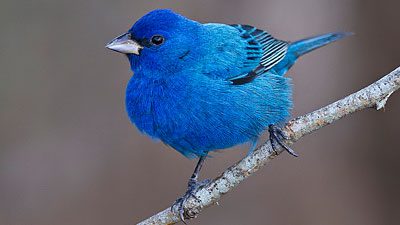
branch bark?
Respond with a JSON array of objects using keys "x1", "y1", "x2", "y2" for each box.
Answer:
[{"x1": 137, "y1": 66, "x2": 400, "y2": 225}]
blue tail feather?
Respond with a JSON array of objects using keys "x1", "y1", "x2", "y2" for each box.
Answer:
[
  {"x1": 289, "y1": 32, "x2": 352, "y2": 57},
  {"x1": 271, "y1": 32, "x2": 352, "y2": 75}
]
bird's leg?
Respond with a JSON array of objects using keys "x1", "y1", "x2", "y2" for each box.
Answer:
[
  {"x1": 172, "y1": 155, "x2": 210, "y2": 223},
  {"x1": 187, "y1": 155, "x2": 209, "y2": 190},
  {"x1": 268, "y1": 124, "x2": 298, "y2": 157}
]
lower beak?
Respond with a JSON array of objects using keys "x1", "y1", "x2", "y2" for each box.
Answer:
[{"x1": 106, "y1": 33, "x2": 143, "y2": 55}]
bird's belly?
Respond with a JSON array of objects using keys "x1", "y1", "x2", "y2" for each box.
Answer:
[
  {"x1": 125, "y1": 74, "x2": 292, "y2": 158},
  {"x1": 127, "y1": 93, "x2": 252, "y2": 158}
]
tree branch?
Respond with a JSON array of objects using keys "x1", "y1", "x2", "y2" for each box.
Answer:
[{"x1": 137, "y1": 66, "x2": 400, "y2": 225}]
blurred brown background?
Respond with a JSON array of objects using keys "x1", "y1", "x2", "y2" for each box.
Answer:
[{"x1": 1, "y1": 0, "x2": 399, "y2": 225}]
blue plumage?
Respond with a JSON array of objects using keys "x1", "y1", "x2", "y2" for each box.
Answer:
[
  {"x1": 106, "y1": 9, "x2": 349, "y2": 219},
  {"x1": 272, "y1": 32, "x2": 352, "y2": 75},
  {"x1": 107, "y1": 9, "x2": 348, "y2": 158}
]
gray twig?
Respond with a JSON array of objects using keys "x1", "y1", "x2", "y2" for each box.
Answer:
[{"x1": 137, "y1": 66, "x2": 400, "y2": 225}]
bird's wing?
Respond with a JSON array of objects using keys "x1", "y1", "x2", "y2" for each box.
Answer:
[{"x1": 228, "y1": 24, "x2": 288, "y2": 84}]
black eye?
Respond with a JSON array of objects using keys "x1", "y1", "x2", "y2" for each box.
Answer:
[{"x1": 150, "y1": 35, "x2": 165, "y2": 46}]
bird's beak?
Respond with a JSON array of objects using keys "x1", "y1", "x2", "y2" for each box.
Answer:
[{"x1": 106, "y1": 33, "x2": 143, "y2": 55}]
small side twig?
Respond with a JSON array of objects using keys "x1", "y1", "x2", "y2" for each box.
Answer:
[{"x1": 137, "y1": 66, "x2": 400, "y2": 225}]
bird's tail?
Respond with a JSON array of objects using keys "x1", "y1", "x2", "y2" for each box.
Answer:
[
  {"x1": 289, "y1": 32, "x2": 352, "y2": 57},
  {"x1": 272, "y1": 32, "x2": 352, "y2": 75}
]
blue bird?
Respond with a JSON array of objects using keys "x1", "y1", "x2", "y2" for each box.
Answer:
[{"x1": 106, "y1": 9, "x2": 349, "y2": 220}]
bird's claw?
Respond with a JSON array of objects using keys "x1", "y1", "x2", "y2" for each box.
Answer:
[
  {"x1": 268, "y1": 124, "x2": 298, "y2": 157},
  {"x1": 171, "y1": 179, "x2": 211, "y2": 223}
]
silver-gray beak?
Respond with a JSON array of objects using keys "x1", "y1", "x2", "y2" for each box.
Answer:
[{"x1": 106, "y1": 33, "x2": 143, "y2": 55}]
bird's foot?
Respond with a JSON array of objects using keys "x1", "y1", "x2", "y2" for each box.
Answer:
[
  {"x1": 171, "y1": 178, "x2": 211, "y2": 223},
  {"x1": 268, "y1": 124, "x2": 298, "y2": 157}
]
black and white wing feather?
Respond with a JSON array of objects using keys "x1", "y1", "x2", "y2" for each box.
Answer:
[{"x1": 229, "y1": 24, "x2": 288, "y2": 84}]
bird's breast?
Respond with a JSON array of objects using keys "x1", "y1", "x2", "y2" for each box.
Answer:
[
  {"x1": 124, "y1": 71, "x2": 292, "y2": 158},
  {"x1": 125, "y1": 74, "x2": 190, "y2": 139}
]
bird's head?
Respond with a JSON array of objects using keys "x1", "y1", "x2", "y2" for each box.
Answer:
[{"x1": 106, "y1": 9, "x2": 202, "y2": 74}]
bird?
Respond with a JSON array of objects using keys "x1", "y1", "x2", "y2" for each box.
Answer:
[{"x1": 106, "y1": 9, "x2": 350, "y2": 221}]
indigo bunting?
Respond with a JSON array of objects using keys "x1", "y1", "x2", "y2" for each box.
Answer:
[{"x1": 106, "y1": 9, "x2": 349, "y2": 220}]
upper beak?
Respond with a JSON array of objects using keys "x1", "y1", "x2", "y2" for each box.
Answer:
[{"x1": 106, "y1": 33, "x2": 143, "y2": 55}]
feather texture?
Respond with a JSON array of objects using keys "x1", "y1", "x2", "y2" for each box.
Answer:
[
  {"x1": 230, "y1": 24, "x2": 288, "y2": 72},
  {"x1": 113, "y1": 9, "x2": 349, "y2": 158}
]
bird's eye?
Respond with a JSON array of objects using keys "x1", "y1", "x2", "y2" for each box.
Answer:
[{"x1": 150, "y1": 35, "x2": 165, "y2": 46}]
